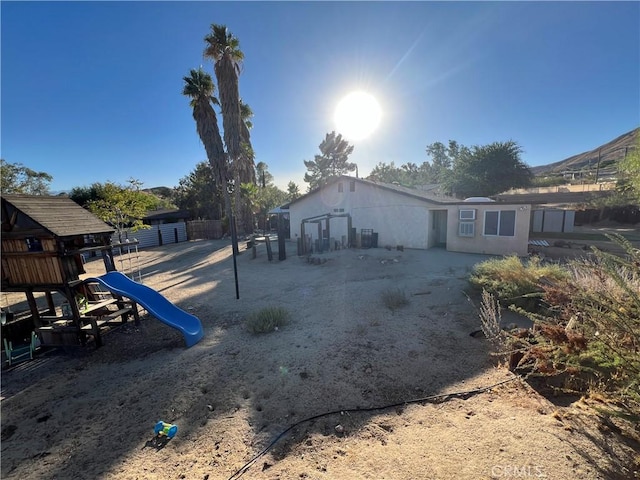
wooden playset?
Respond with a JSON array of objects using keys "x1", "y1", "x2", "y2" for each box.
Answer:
[{"x1": 1, "y1": 194, "x2": 139, "y2": 357}]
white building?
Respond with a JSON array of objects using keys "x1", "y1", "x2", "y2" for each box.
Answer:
[{"x1": 288, "y1": 176, "x2": 532, "y2": 256}]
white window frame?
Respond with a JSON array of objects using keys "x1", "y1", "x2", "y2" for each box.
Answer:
[
  {"x1": 458, "y1": 221, "x2": 475, "y2": 237},
  {"x1": 459, "y1": 209, "x2": 476, "y2": 221}
]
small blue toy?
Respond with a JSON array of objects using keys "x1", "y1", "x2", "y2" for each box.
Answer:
[{"x1": 154, "y1": 421, "x2": 178, "y2": 439}]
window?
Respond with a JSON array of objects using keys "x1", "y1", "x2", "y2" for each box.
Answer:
[
  {"x1": 333, "y1": 208, "x2": 345, "y2": 213},
  {"x1": 25, "y1": 237, "x2": 43, "y2": 252},
  {"x1": 458, "y1": 222, "x2": 475, "y2": 237},
  {"x1": 338, "y1": 182, "x2": 343, "y2": 192},
  {"x1": 459, "y1": 209, "x2": 476, "y2": 220},
  {"x1": 349, "y1": 180, "x2": 356, "y2": 192},
  {"x1": 484, "y1": 210, "x2": 516, "y2": 237}
]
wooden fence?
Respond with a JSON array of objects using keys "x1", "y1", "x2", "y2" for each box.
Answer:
[{"x1": 186, "y1": 220, "x2": 223, "y2": 240}]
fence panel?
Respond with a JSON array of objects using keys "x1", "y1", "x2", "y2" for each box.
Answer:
[
  {"x1": 186, "y1": 220, "x2": 223, "y2": 240},
  {"x1": 111, "y1": 222, "x2": 188, "y2": 248}
]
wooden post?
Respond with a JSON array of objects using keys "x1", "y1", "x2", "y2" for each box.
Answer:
[
  {"x1": 45, "y1": 291, "x2": 56, "y2": 315},
  {"x1": 278, "y1": 214, "x2": 286, "y2": 261},
  {"x1": 265, "y1": 236, "x2": 273, "y2": 261},
  {"x1": 25, "y1": 290, "x2": 41, "y2": 328},
  {"x1": 325, "y1": 217, "x2": 331, "y2": 251}
]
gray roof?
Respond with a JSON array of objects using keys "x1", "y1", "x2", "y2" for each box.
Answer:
[
  {"x1": 288, "y1": 176, "x2": 532, "y2": 206},
  {"x1": 143, "y1": 209, "x2": 190, "y2": 221},
  {"x1": 2, "y1": 194, "x2": 114, "y2": 237},
  {"x1": 288, "y1": 175, "x2": 459, "y2": 206}
]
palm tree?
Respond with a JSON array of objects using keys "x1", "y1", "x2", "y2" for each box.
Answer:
[
  {"x1": 204, "y1": 24, "x2": 243, "y2": 163},
  {"x1": 182, "y1": 68, "x2": 227, "y2": 184},
  {"x1": 204, "y1": 25, "x2": 256, "y2": 233},
  {"x1": 239, "y1": 99, "x2": 257, "y2": 185},
  {"x1": 181, "y1": 68, "x2": 233, "y2": 232}
]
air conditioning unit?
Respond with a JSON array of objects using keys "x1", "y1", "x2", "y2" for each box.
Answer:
[{"x1": 459, "y1": 209, "x2": 476, "y2": 221}]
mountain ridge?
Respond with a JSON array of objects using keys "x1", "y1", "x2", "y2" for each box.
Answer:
[{"x1": 531, "y1": 127, "x2": 638, "y2": 176}]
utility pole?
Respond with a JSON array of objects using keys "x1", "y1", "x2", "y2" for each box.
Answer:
[{"x1": 595, "y1": 149, "x2": 601, "y2": 184}]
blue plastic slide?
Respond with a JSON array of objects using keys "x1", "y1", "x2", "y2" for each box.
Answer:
[{"x1": 85, "y1": 271, "x2": 204, "y2": 348}]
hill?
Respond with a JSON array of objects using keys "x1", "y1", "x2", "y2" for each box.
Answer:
[{"x1": 531, "y1": 127, "x2": 638, "y2": 176}]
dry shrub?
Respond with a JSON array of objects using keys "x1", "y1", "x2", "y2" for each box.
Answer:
[
  {"x1": 476, "y1": 234, "x2": 640, "y2": 410},
  {"x1": 245, "y1": 306, "x2": 290, "y2": 334},
  {"x1": 381, "y1": 288, "x2": 409, "y2": 311}
]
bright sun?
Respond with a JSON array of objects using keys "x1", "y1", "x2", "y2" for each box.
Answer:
[{"x1": 334, "y1": 91, "x2": 382, "y2": 141}]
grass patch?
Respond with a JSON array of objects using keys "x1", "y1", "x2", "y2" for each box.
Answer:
[
  {"x1": 469, "y1": 255, "x2": 568, "y2": 310},
  {"x1": 381, "y1": 288, "x2": 409, "y2": 311},
  {"x1": 245, "y1": 306, "x2": 290, "y2": 334}
]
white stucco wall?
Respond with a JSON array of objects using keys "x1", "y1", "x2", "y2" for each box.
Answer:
[
  {"x1": 289, "y1": 180, "x2": 435, "y2": 249},
  {"x1": 446, "y1": 204, "x2": 531, "y2": 256},
  {"x1": 289, "y1": 178, "x2": 532, "y2": 255}
]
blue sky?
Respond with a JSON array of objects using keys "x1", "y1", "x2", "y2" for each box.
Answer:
[{"x1": 2, "y1": 1, "x2": 639, "y2": 193}]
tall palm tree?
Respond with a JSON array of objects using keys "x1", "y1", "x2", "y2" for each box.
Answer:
[
  {"x1": 204, "y1": 25, "x2": 256, "y2": 233},
  {"x1": 203, "y1": 24, "x2": 243, "y2": 170},
  {"x1": 239, "y1": 99, "x2": 256, "y2": 185},
  {"x1": 182, "y1": 68, "x2": 227, "y2": 184},
  {"x1": 181, "y1": 68, "x2": 233, "y2": 231},
  {"x1": 237, "y1": 100, "x2": 258, "y2": 232}
]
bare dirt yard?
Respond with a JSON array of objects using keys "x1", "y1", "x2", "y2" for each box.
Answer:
[{"x1": 2, "y1": 239, "x2": 638, "y2": 479}]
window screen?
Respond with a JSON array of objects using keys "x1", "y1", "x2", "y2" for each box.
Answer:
[
  {"x1": 499, "y1": 210, "x2": 515, "y2": 236},
  {"x1": 484, "y1": 210, "x2": 516, "y2": 237}
]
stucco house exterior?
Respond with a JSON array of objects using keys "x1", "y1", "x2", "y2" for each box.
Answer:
[{"x1": 288, "y1": 176, "x2": 532, "y2": 256}]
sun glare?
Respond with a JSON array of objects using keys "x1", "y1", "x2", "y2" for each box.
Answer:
[{"x1": 334, "y1": 91, "x2": 382, "y2": 141}]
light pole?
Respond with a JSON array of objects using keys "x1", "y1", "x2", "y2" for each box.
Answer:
[{"x1": 227, "y1": 180, "x2": 240, "y2": 300}]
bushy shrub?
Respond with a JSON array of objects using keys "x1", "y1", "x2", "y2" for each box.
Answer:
[
  {"x1": 479, "y1": 234, "x2": 640, "y2": 410},
  {"x1": 469, "y1": 255, "x2": 568, "y2": 310},
  {"x1": 245, "y1": 306, "x2": 290, "y2": 334},
  {"x1": 381, "y1": 288, "x2": 409, "y2": 311}
]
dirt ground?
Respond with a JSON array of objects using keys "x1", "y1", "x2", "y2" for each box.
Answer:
[{"x1": 1, "y1": 239, "x2": 638, "y2": 480}]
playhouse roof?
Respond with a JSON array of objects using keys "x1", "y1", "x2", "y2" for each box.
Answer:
[{"x1": 1, "y1": 194, "x2": 115, "y2": 238}]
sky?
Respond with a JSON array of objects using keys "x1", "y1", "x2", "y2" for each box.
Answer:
[{"x1": 2, "y1": 1, "x2": 639, "y2": 194}]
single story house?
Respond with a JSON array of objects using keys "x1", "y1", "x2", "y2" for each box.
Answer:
[{"x1": 288, "y1": 176, "x2": 532, "y2": 256}]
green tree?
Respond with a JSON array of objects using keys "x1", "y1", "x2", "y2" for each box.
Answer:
[
  {"x1": 255, "y1": 161, "x2": 273, "y2": 188},
  {"x1": 286, "y1": 181, "x2": 301, "y2": 201},
  {"x1": 425, "y1": 140, "x2": 466, "y2": 183},
  {"x1": 87, "y1": 181, "x2": 156, "y2": 242},
  {"x1": 443, "y1": 141, "x2": 532, "y2": 198},
  {"x1": 368, "y1": 161, "x2": 406, "y2": 184},
  {"x1": 617, "y1": 139, "x2": 640, "y2": 202},
  {"x1": 367, "y1": 161, "x2": 436, "y2": 187},
  {"x1": 0, "y1": 159, "x2": 53, "y2": 195},
  {"x1": 69, "y1": 183, "x2": 106, "y2": 207},
  {"x1": 303, "y1": 131, "x2": 356, "y2": 190},
  {"x1": 174, "y1": 161, "x2": 223, "y2": 220},
  {"x1": 243, "y1": 163, "x2": 287, "y2": 231}
]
